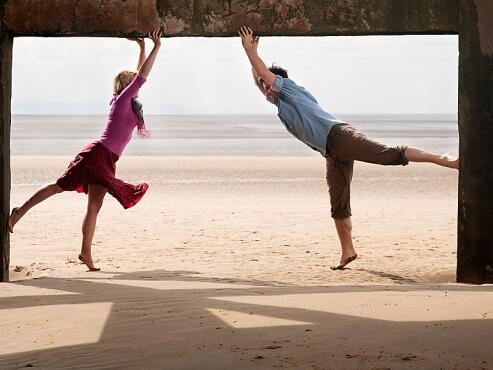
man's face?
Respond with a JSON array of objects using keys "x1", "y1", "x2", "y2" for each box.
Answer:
[{"x1": 258, "y1": 78, "x2": 278, "y2": 101}]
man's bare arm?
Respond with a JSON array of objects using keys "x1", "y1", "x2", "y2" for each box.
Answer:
[
  {"x1": 239, "y1": 27, "x2": 277, "y2": 88},
  {"x1": 251, "y1": 67, "x2": 268, "y2": 96}
]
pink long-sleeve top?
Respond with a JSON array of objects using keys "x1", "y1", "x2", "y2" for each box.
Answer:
[{"x1": 98, "y1": 74, "x2": 146, "y2": 157}]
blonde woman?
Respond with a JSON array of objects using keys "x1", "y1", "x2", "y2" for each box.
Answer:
[{"x1": 8, "y1": 28, "x2": 163, "y2": 271}]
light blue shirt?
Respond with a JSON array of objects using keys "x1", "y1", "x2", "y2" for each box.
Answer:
[{"x1": 269, "y1": 76, "x2": 345, "y2": 156}]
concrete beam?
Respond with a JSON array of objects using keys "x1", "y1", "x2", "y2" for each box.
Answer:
[
  {"x1": 0, "y1": 0, "x2": 12, "y2": 282},
  {"x1": 457, "y1": 0, "x2": 493, "y2": 284},
  {"x1": 3, "y1": 0, "x2": 458, "y2": 37}
]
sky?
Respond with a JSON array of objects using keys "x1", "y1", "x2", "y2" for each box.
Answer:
[{"x1": 12, "y1": 35, "x2": 458, "y2": 115}]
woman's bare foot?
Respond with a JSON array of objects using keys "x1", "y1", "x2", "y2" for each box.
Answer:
[
  {"x1": 7, "y1": 207, "x2": 20, "y2": 233},
  {"x1": 78, "y1": 254, "x2": 100, "y2": 272}
]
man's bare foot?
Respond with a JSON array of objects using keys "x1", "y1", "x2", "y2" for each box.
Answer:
[
  {"x1": 78, "y1": 254, "x2": 100, "y2": 272},
  {"x1": 7, "y1": 207, "x2": 19, "y2": 233},
  {"x1": 441, "y1": 154, "x2": 459, "y2": 170},
  {"x1": 331, "y1": 254, "x2": 358, "y2": 270}
]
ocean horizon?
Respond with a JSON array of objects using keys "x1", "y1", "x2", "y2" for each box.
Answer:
[{"x1": 11, "y1": 114, "x2": 459, "y2": 157}]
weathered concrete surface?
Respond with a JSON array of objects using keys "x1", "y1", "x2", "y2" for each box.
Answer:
[
  {"x1": 457, "y1": 0, "x2": 493, "y2": 284},
  {"x1": 0, "y1": 0, "x2": 12, "y2": 282},
  {"x1": 3, "y1": 0, "x2": 458, "y2": 36},
  {"x1": 193, "y1": 0, "x2": 458, "y2": 36}
]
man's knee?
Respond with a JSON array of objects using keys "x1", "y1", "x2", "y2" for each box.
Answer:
[
  {"x1": 331, "y1": 208, "x2": 352, "y2": 219},
  {"x1": 371, "y1": 146, "x2": 409, "y2": 166},
  {"x1": 328, "y1": 185, "x2": 352, "y2": 219}
]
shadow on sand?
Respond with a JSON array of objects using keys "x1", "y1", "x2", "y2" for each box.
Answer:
[{"x1": 1, "y1": 269, "x2": 492, "y2": 369}]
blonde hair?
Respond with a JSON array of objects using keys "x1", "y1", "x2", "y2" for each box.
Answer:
[{"x1": 113, "y1": 70, "x2": 137, "y2": 95}]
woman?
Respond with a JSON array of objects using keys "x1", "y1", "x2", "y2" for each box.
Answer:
[{"x1": 8, "y1": 28, "x2": 163, "y2": 271}]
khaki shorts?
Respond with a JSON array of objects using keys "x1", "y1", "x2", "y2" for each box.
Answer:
[{"x1": 325, "y1": 124, "x2": 408, "y2": 219}]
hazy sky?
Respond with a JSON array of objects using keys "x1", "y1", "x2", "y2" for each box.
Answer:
[{"x1": 12, "y1": 35, "x2": 458, "y2": 115}]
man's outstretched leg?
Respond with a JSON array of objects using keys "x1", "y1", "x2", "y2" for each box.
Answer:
[
  {"x1": 329, "y1": 124, "x2": 459, "y2": 171},
  {"x1": 405, "y1": 147, "x2": 458, "y2": 169},
  {"x1": 332, "y1": 217, "x2": 358, "y2": 270}
]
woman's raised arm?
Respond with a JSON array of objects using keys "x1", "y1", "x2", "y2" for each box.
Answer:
[
  {"x1": 138, "y1": 28, "x2": 162, "y2": 79},
  {"x1": 127, "y1": 37, "x2": 146, "y2": 70}
]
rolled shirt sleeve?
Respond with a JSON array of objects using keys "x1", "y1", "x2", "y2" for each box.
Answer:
[
  {"x1": 271, "y1": 75, "x2": 298, "y2": 102},
  {"x1": 271, "y1": 75, "x2": 284, "y2": 93}
]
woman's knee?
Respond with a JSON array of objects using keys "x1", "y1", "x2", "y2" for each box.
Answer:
[
  {"x1": 48, "y1": 183, "x2": 64, "y2": 194},
  {"x1": 88, "y1": 198, "x2": 104, "y2": 212}
]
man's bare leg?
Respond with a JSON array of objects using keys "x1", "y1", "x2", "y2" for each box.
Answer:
[
  {"x1": 405, "y1": 147, "x2": 459, "y2": 169},
  {"x1": 8, "y1": 183, "x2": 63, "y2": 232},
  {"x1": 331, "y1": 217, "x2": 358, "y2": 270},
  {"x1": 79, "y1": 184, "x2": 106, "y2": 272}
]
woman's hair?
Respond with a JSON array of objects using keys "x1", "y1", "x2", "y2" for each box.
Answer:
[{"x1": 113, "y1": 70, "x2": 137, "y2": 95}]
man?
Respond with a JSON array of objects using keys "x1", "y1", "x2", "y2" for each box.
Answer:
[{"x1": 238, "y1": 26, "x2": 459, "y2": 270}]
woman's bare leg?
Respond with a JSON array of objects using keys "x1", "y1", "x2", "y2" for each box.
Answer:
[
  {"x1": 79, "y1": 184, "x2": 107, "y2": 271},
  {"x1": 405, "y1": 147, "x2": 459, "y2": 169},
  {"x1": 8, "y1": 183, "x2": 63, "y2": 232}
]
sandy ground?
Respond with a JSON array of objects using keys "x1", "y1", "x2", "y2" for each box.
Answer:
[{"x1": 1, "y1": 156, "x2": 492, "y2": 369}]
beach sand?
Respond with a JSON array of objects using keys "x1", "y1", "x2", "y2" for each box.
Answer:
[{"x1": 2, "y1": 156, "x2": 492, "y2": 369}]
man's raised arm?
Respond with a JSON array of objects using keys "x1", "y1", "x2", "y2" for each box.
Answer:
[
  {"x1": 239, "y1": 26, "x2": 277, "y2": 88},
  {"x1": 251, "y1": 67, "x2": 269, "y2": 96}
]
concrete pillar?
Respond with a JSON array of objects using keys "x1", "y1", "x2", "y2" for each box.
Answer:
[
  {"x1": 457, "y1": 0, "x2": 493, "y2": 283},
  {"x1": 0, "y1": 2, "x2": 13, "y2": 282}
]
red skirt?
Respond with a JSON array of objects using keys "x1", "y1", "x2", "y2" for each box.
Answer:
[{"x1": 56, "y1": 141, "x2": 148, "y2": 209}]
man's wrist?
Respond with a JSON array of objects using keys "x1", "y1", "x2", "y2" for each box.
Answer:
[{"x1": 245, "y1": 48, "x2": 257, "y2": 57}]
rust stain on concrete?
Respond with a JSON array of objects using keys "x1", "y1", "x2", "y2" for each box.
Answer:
[
  {"x1": 4, "y1": 0, "x2": 78, "y2": 33},
  {"x1": 272, "y1": 0, "x2": 311, "y2": 33},
  {"x1": 5, "y1": 0, "x2": 160, "y2": 35},
  {"x1": 76, "y1": 0, "x2": 160, "y2": 33}
]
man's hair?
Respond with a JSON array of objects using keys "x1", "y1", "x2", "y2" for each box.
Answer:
[{"x1": 268, "y1": 64, "x2": 288, "y2": 78}]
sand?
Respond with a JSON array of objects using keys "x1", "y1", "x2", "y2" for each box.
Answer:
[{"x1": 1, "y1": 156, "x2": 492, "y2": 369}]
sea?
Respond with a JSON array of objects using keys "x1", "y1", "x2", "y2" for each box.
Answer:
[{"x1": 11, "y1": 114, "x2": 459, "y2": 157}]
